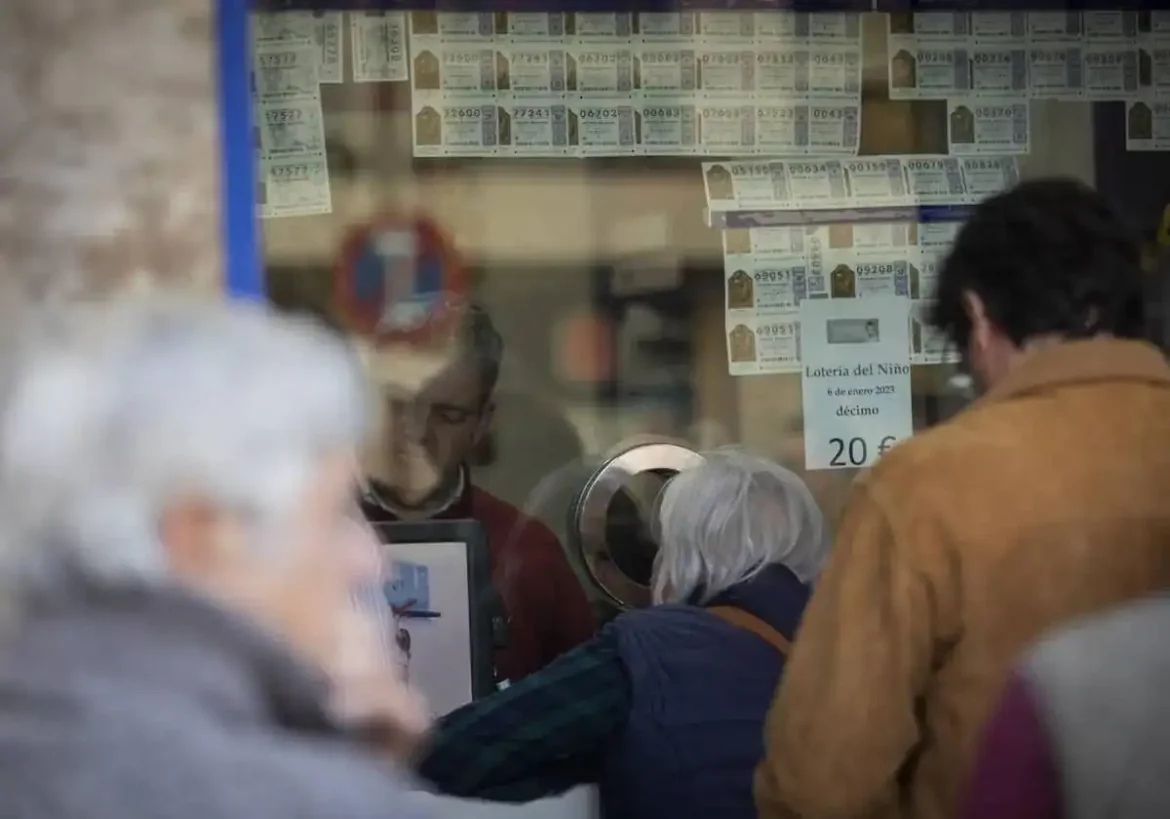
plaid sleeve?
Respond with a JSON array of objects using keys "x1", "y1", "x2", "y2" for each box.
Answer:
[{"x1": 416, "y1": 626, "x2": 630, "y2": 801}]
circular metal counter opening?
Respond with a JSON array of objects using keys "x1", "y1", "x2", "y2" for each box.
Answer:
[{"x1": 572, "y1": 443, "x2": 704, "y2": 610}]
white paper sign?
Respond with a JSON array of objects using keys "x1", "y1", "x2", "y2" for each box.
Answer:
[{"x1": 800, "y1": 297, "x2": 913, "y2": 470}]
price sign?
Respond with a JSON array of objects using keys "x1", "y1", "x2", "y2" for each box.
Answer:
[{"x1": 799, "y1": 296, "x2": 913, "y2": 470}]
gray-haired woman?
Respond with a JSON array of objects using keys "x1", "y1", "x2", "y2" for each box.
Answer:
[
  {"x1": 417, "y1": 448, "x2": 829, "y2": 819},
  {"x1": 0, "y1": 299, "x2": 436, "y2": 819}
]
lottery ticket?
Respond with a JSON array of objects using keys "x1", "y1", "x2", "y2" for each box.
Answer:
[
  {"x1": 1125, "y1": 98, "x2": 1170, "y2": 150},
  {"x1": 725, "y1": 262, "x2": 809, "y2": 313},
  {"x1": 412, "y1": 100, "x2": 500, "y2": 157},
  {"x1": 636, "y1": 47, "x2": 698, "y2": 96},
  {"x1": 570, "y1": 102, "x2": 638, "y2": 155},
  {"x1": 1140, "y1": 12, "x2": 1170, "y2": 42},
  {"x1": 253, "y1": 11, "x2": 342, "y2": 84},
  {"x1": 888, "y1": 46, "x2": 971, "y2": 100},
  {"x1": 1028, "y1": 46, "x2": 1086, "y2": 99},
  {"x1": 722, "y1": 226, "x2": 807, "y2": 261},
  {"x1": 806, "y1": 102, "x2": 861, "y2": 155},
  {"x1": 1084, "y1": 45, "x2": 1140, "y2": 99},
  {"x1": 947, "y1": 99, "x2": 1030, "y2": 155},
  {"x1": 569, "y1": 13, "x2": 634, "y2": 42},
  {"x1": 638, "y1": 13, "x2": 697, "y2": 41},
  {"x1": 819, "y1": 250, "x2": 913, "y2": 300},
  {"x1": 907, "y1": 250, "x2": 942, "y2": 301},
  {"x1": 754, "y1": 104, "x2": 808, "y2": 155},
  {"x1": 697, "y1": 104, "x2": 757, "y2": 155},
  {"x1": 496, "y1": 47, "x2": 569, "y2": 98},
  {"x1": 754, "y1": 11, "x2": 801, "y2": 44},
  {"x1": 411, "y1": 45, "x2": 498, "y2": 96},
  {"x1": 253, "y1": 39, "x2": 319, "y2": 102},
  {"x1": 784, "y1": 160, "x2": 849, "y2": 208},
  {"x1": 497, "y1": 100, "x2": 572, "y2": 156},
  {"x1": 1027, "y1": 12, "x2": 1083, "y2": 43},
  {"x1": 841, "y1": 158, "x2": 910, "y2": 207},
  {"x1": 408, "y1": 12, "x2": 495, "y2": 40},
  {"x1": 698, "y1": 12, "x2": 755, "y2": 42},
  {"x1": 959, "y1": 156, "x2": 1020, "y2": 202},
  {"x1": 703, "y1": 160, "x2": 787, "y2": 211},
  {"x1": 257, "y1": 99, "x2": 326, "y2": 157},
  {"x1": 500, "y1": 13, "x2": 566, "y2": 41},
  {"x1": 970, "y1": 12, "x2": 1027, "y2": 43},
  {"x1": 726, "y1": 313, "x2": 801, "y2": 376},
  {"x1": 1138, "y1": 45, "x2": 1170, "y2": 97},
  {"x1": 638, "y1": 101, "x2": 698, "y2": 155},
  {"x1": 1083, "y1": 12, "x2": 1139, "y2": 41},
  {"x1": 887, "y1": 12, "x2": 970, "y2": 44},
  {"x1": 754, "y1": 49, "x2": 807, "y2": 98},
  {"x1": 568, "y1": 46, "x2": 636, "y2": 96},
  {"x1": 352, "y1": 12, "x2": 407, "y2": 83},
  {"x1": 910, "y1": 301, "x2": 956, "y2": 364},
  {"x1": 806, "y1": 13, "x2": 861, "y2": 46},
  {"x1": 259, "y1": 155, "x2": 332, "y2": 219},
  {"x1": 805, "y1": 225, "x2": 915, "y2": 294},
  {"x1": 903, "y1": 156, "x2": 967, "y2": 205},
  {"x1": 970, "y1": 47, "x2": 1030, "y2": 97},
  {"x1": 914, "y1": 220, "x2": 962, "y2": 259},
  {"x1": 807, "y1": 45, "x2": 862, "y2": 99},
  {"x1": 697, "y1": 49, "x2": 755, "y2": 97}
]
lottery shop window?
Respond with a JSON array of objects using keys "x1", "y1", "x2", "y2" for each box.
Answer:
[{"x1": 252, "y1": 7, "x2": 1147, "y2": 555}]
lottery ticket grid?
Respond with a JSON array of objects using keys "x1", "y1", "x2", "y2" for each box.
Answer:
[
  {"x1": 888, "y1": 11, "x2": 1170, "y2": 103},
  {"x1": 406, "y1": 11, "x2": 862, "y2": 157},
  {"x1": 252, "y1": 38, "x2": 332, "y2": 219},
  {"x1": 703, "y1": 155, "x2": 1020, "y2": 213}
]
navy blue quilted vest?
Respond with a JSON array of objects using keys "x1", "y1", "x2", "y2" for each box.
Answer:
[{"x1": 600, "y1": 564, "x2": 810, "y2": 819}]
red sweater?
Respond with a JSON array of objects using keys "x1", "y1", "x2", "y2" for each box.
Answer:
[{"x1": 361, "y1": 479, "x2": 596, "y2": 682}]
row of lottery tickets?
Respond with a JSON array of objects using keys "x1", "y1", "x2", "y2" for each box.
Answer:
[
  {"x1": 888, "y1": 11, "x2": 1170, "y2": 103},
  {"x1": 251, "y1": 11, "x2": 410, "y2": 219},
  {"x1": 703, "y1": 154, "x2": 1020, "y2": 214},
  {"x1": 406, "y1": 11, "x2": 864, "y2": 158},
  {"x1": 724, "y1": 222, "x2": 960, "y2": 377}
]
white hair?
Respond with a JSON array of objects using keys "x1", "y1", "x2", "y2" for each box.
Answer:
[
  {"x1": 652, "y1": 449, "x2": 828, "y2": 605},
  {"x1": 0, "y1": 297, "x2": 369, "y2": 587}
]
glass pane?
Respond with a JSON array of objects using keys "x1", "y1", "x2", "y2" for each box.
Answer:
[{"x1": 251, "y1": 7, "x2": 1166, "y2": 626}]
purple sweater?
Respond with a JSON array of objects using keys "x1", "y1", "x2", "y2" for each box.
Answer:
[{"x1": 963, "y1": 673, "x2": 1062, "y2": 819}]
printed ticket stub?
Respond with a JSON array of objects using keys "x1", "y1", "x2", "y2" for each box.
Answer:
[
  {"x1": 903, "y1": 156, "x2": 967, "y2": 205},
  {"x1": 806, "y1": 102, "x2": 861, "y2": 155},
  {"x1": 1028, "y1": 12, "x2": 1083, "y2": 43},
  {"x1": 1139, "y1": 45, "x2": 1170, "y2": 97},
  {"x1": 807, "y1": 45, "x2": 862, "y2": 98},
  {"x1": 639, "y1": 101, "x2": 698, "y2": 154},
  {"x1": 841, "y1": 158, "x2": 909, "y2": 207},
  {"x1": 636, "y1": 47, "x2": 698, "y2": 96},
  {"x1": 254, "y1": 40, "x2": 319, "y2": 101},
  {"x1": 571, "y1": 103, "x2": 638, "y2": 155},
  {"x1": 785, "y1": 160, "x2": 849, "y2": 208},
  {"x1": 754, "y1": 11, "x2": 801, "y2": 43},
  {"x1": 410, "y1": 45, "x2": 498, "y2": 96},
  {"x1": 409, "y1": 12, "x2": 494, "y2": 40},
  {"x1": 725, "y1": 262, "x2": 809, "y2": 313},
  {"x1": 727, "y1": 314, "x2": 801, "y2": 376},
  {"x1": 569, "y1": 13, "x2": 634, "y2": 41},
  {"x1": 1028, "y1": 46, "x2": 1085, "y2": 99},
  {"x1": 254, "y1": 11, "x2": 342, "y2": 84},
  {"x1": 1126, "y1": 99, "x2": 1170, "y2": 150},
  {"x1": 496, "y1": 47, "x2": 568, "y2": 97},
  {"x1": 722, "y1": 226, "x2": 807, "y2": 260},
  {"x1": 697, "y1": 49, "x2": 755, "y2": 96},
  {"x1": 888, "y1": 46, "x2": 971, "y2": 100},
  {"x1": 352, "y1": 11, "x2": 408, "y2": 83},
  {"x1": 260, "y1": 155, "x2": 332, "y2": 219},
  {"x1": 806, "y1": 13, "x2": 861, "y2": 44},
  {"x1": 969, "y1": 11, "x2": 1027, "y2": 43},
  {"x1": 818, "y1": 250, "x2": 913, "y2": 299},
  {"x1": 755, "y1": 49, "x2": 806, "y2": 98},
  {"x1": 754, "y1": 104, "x2": 808, "y2": 155},
  {"x1": 638, "y1": 12, "x2": 697, "y2": 41},
  {"x1": 257, "y1": 99, "x2": 327, "y2": 156},
  {"x1": 959, "y1": 156, "x2": 1020, "y2": 202},
  {"x1": 703, "y1": 160, "x2": 787, "y2": 210},
  {"x1": 887, "y1": 12, "x2": 970, "y2": 44},
  {"x1": 698, "y1": 11, "x2": 755, "y2": 41},
  {"x1": 498, "y1": 100, "x2": 572, "y2": 156},
  {"x1": 1083, "y1": 11, "x2": 1139, "y2": 41},
  {"x1": 969, "y1": 47, "x2": 1029, "y2": 97},
  {"x1": 568, "y1": 47, "x2": 636, "y2": 96},
  {"x1": 501, "y1": 13, "x2": 566, "y2": 40},
  {"x1": 948, "y1": 99, "x2": 1030, "y2": 155},
  {"x1": 697, "y1": 104, "x2": 756, "y2": 154},
  {"x1": 1084, "y1": 45, "x2": 1140, "y2": 99},
  {"x1": 412, "y1": 100, "x2": 500, "y2": 157}
]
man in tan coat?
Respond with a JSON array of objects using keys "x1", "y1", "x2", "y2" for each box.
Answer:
[{"x1": 757, "y1": 178, "x2": 1170, "y2": 819}]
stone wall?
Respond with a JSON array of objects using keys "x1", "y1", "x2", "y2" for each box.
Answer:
[{"x1": 0, "y1": 1, "x2": 221, "y2": 303}]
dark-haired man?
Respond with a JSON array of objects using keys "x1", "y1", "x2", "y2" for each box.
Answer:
[
  {"x1": 361, "y1": 305, "x2": 595, "y2": 684},
  {"x1": 758, "y1": 178, "x2": 1170, "y2": 819}
]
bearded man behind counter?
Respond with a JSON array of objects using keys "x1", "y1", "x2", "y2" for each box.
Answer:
[{"x1": 360, "y1": 304, "x2": 595, "y2": 684}]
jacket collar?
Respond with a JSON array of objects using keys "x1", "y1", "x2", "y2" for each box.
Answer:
[
  {"x1": 977, "y1": 338, "x2": 1170, "y2": 407},
  {"x1": 702, "y1": 564, "x2": 810, "y2": 642}
]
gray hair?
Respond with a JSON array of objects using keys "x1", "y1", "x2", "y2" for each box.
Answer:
[
  {"x1": 652, "y1": 449, "x2": 827, "y2": 605},
  {"x1": 0, "y1": 297, "x2": 369, "y2": 586}
]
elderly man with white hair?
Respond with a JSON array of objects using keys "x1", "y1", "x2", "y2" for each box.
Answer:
[
  {"x1": 0, "y1": 299, "x2": 437, "y2": 819},
  {"x1": 416, "y1": 449, "x2": 828, "y2": 819}
]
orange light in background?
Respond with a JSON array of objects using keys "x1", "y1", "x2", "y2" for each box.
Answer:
[{"x1": 555, "y1": 312, "x2": 614, "y2": 384}]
